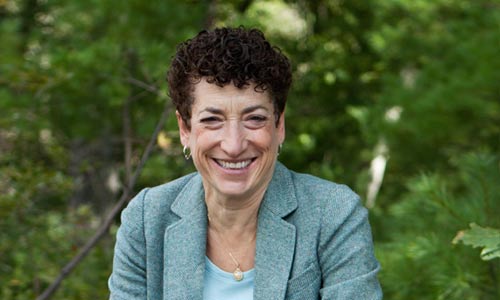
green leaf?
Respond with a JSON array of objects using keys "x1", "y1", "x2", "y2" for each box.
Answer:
[{"x1": 453, "y1": 223, "x2": 500, "y2": 261}]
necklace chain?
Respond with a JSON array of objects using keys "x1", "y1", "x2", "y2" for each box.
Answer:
[{"x1": 207, "y1": 214, "x2": 255, "y2": 281}]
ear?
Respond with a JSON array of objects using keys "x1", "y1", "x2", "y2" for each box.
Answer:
[
  {"x1": 176, "y1": 111, "x2": 190, "y2": 147},
  {"x1": 277, "y1": 111, "x2": 286, "y2": 144}
]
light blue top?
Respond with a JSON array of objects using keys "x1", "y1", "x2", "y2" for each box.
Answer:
[{"x1": 203, "y1": 256, "x2": 255, "y2": 300}]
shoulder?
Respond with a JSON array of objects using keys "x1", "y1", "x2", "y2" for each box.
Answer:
[
  {"x1": 143, "y1": 172, "x2": 198, "y2": 211},
  {"x1": 278, "y1": 165, "x2": 382, "y2": 297},
  {"x1": 288, "y1": 169, "x2": 363, "y2": 218},
  {"x1": 272, "y1": 163, "x2": 367, "y2": 243},
  {"x1": 120, "y1": 172, "x2": 199, "y2": 227},
  {"x1": 284, "y1": 167, "x2": 370, "y2": 248}
]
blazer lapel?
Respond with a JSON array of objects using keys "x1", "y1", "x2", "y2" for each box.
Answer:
[
  {"x1": 254, "y1": 162, "x2": 298, "y2": 300},
  {"x1": 162, "y1": 163, "x2": 297, "y2": 300},
  {"x1": 163, "y1": 174, "x2": 207, "y2": 300}
]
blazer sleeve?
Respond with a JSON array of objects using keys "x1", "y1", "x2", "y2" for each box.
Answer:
[
  {"x1": 108, "y1": 188, "x2": 149, "y2": 300},
  {"x1": 318, "y1": 185, "x2": 382, "y2": 299}
]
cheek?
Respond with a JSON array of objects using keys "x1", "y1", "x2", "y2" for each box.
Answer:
[
  {"x1": 189, "y1": 128, "x2": 220, "y2": 151},
  {"x1": 252, "y1": 129, "x2": 278, "y2": 150},
  {"x1": 189, "y1": 125, "x2": 279, "y2": 152}
]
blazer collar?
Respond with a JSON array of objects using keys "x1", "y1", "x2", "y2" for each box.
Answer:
[
  {"x1": 169, "y1": 162, "x2": 298, "y2": 218},
  {"x1": 170, "y1": 162, "x2": 297, "y2": 217},
  {"x1": 164, "y1": 175, "x2": 207, "y2": 300},
  {"x1": 170, "y1": 173, "x2": 205, "y2": 218},
  {"x1": 254, "y1": 161, "x2": 298, "y2": 300},
  {"x1": 164, "y1": 162, "x2": 298, "y2": 300},
  {"x1": 259, "y1": 161, "x2": 298, "y2": 217}
]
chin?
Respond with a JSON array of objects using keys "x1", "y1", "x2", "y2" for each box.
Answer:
[{"x1": 215, "y1": 183, "x2": 252, "y2": 198}]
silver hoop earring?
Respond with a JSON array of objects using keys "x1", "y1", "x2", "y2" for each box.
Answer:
[
  {"x1": 183, "y1": 145, "x2": 191, "y2": 160},
  {"x1": 277, "y1": 144, "x2": 283, "y2": 156}
]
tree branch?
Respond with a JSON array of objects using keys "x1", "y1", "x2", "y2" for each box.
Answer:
[
  {"x1": 123, "y1": 95, "x2": 133, "y2": 187},
  {"x1": 36, "y1": 100, "x2": 172, "y2": 300},
  {"x1": 125, "y1": 77, "x2": 161, "y2": 94},
  {"x1": 123, "y1": 50, "x2": 138, "y2": 187}
]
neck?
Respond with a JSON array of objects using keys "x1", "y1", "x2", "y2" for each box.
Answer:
[
  {"x1": 202, "y1": 168, "x2": 273, "y2": 230},
  {"x1": 205, "y1": 189, "x2": 263, "y2": 231},
  {"x1": 204, "y1": 182, "x2": 267, "y2": 274}
]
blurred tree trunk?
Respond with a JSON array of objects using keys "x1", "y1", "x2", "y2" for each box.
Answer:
[
  {"x1": 204, "y1": 0, "x2": 217, "y2": 29},
  {"x1": 19, "y1": 0, "x2": 41, "y2": 51}
]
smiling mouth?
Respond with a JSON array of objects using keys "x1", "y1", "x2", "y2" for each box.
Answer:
[{"x1": 215, "y1": 159, "x2": 255, "y2": 169}]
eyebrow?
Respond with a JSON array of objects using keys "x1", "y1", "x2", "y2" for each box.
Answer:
[
  {"x1": 242, "y1": 105, "x2": 269, "y2": 114},
  {"x1": 198, "y1": 105, "x2": 269, "y2": 116},
  {"x1": 198, "y1": 107, "x2": 224, "y2": 116}
]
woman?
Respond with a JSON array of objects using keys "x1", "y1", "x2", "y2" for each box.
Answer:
[{"x1": 109, "y1": 27, "x2": 382, "y2": 300}]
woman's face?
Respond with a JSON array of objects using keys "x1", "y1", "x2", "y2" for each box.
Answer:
[{"x1": 177, "y1": 79, "x2": 285, "y2": 201}]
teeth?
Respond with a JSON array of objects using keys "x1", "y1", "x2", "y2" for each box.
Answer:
[{"x1": 217, "y1": 159, "x2": 252, "y2": 169}]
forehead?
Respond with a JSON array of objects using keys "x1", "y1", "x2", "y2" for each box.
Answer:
[{"x1": 191, "y1": 79, "x2": 272, "y2": 111}]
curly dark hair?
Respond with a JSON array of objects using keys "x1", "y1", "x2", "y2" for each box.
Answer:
[{"x1": 167, "y1": 27, "x2": 292, "y2": 128}]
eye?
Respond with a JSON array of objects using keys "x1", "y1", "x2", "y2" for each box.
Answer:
[
  {"x1": 199, "y1": 116, "x2": 223, "y2": 128},
  {"x1": 200, "y1": 116, "x2": 220, "y2": 123},
  {"x1": 250, "y1": 115, "x2": 267, "y2": 121},
  {"x1": 244, "y1": 114, "x2": 268, "y2": 129}
]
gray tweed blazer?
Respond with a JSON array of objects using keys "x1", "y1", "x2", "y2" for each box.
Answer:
[{"x1": 109, "y1": 162, "x2": 382, "y2": 299}]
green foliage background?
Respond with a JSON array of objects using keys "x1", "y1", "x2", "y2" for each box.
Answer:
[{"x1": 1, "y1": 0, "x2": 499, "y2": 299}]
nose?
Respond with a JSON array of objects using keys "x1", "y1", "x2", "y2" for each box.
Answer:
[{"x1": 220, "y1": 120, "x2": 247, "y2": 157}]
